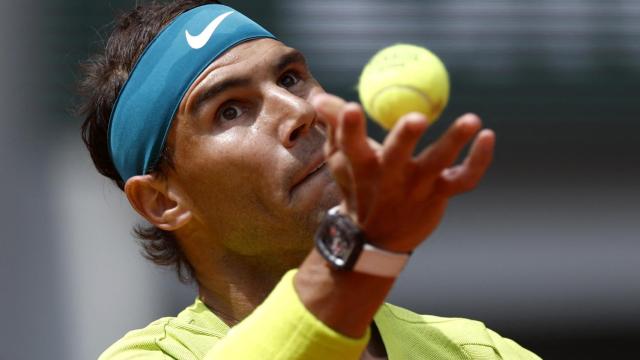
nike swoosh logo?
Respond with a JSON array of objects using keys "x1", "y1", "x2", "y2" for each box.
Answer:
[{"x1": 185, "y1": 11, "x2": 234, "y2": 49}]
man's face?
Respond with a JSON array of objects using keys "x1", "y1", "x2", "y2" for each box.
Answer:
[{"x1": 167, "y1": 38, "x2": 340, "y2": 256}]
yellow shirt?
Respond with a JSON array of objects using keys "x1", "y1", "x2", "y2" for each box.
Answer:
[{"x1": 100, "y1": 270, "x2": 540, "y2": 359}]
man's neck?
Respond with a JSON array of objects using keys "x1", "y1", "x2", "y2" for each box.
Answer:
[
  {"x1": 195, "y1": 247, "x2": 388, "y2": 359},
  {"x1": 196, "y1": 247, "x2": 307, "y2": 326}
]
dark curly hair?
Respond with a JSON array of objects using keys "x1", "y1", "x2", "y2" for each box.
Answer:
[{"x1": 78, "y1": 0, "x2": 221, "y2": 283}]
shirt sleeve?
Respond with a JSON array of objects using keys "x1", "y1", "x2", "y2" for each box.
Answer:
[{"x1": 203, "y1": 269, "x2": 370, "y2": 360}]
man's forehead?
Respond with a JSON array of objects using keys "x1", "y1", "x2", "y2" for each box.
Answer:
[{"x1": 199, "y1": 39, "x2": 292, "y2": 81}]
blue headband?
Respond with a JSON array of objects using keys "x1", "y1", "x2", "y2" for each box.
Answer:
[{"x1": 108, "y1": 4, "x2": 276, "y2": 181}]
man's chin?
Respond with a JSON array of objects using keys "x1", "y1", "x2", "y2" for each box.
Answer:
[
  {"x1": 315, "y1": 174, "x2": 342, "y2": 209},
  {"x1": 289, "y1": 166, "x2": 340, "y2": 213},
  {"x1": 262, "y1": 179, "x2": 341, "y2": 260}
]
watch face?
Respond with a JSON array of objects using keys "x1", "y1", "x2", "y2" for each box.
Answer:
[
  {"x1": 325, "y1": 224, "x2": 355, "y2": 266},
  {"x1": 315, "y1": 213, "x2": 364, "y2": 270}
]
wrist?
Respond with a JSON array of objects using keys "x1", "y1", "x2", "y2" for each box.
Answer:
[
  {"x1": 315, "y1": 206, "x2": 411, "y2": 277},
  {"x1": 294, "y1": 249, "x2": 395, "y2": 338}
]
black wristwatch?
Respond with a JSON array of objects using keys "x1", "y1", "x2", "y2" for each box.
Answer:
[{"x1": 314, "y1": 206, "x2": 410, "y2": 278}]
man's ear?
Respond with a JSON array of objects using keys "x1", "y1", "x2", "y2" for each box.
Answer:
[{"x1": 124, "y1": 174, "x2": 192, "y2": 231}]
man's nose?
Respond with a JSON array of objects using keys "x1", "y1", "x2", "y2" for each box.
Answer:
[{"x1": 265, "y1": 87, "x2": 316, "y2": 148}]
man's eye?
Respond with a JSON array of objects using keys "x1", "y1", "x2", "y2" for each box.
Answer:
[
  {"x1": 218, "y1": 104, "x2": 243, "y2": 121},
  {"x1": 278, "y1": 71, "x2": 300, "y2": 88}
]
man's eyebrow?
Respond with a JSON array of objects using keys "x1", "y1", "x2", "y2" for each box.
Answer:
[
  {"x1": 189, "y1": 50, "x2": 307, "y2": 116},
  {"x1": 275, "y1": 50, "x2": 308, "y2": 74},
  {"x1": 189, "y1": 76, "x2": 251, "y2": 116}
]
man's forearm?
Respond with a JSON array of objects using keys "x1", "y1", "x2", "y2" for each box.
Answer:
[{"x1": 294, "y1": 249, "x2": 395, "y2": 338}]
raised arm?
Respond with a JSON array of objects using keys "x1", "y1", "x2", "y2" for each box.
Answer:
[{"x1": 294, "y1": 93, "x2": 495, "y2": 338}]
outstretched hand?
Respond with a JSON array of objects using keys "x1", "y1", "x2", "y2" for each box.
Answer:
[{"x1": 311, "y1": 93, "x2": 495, "y2": 253}]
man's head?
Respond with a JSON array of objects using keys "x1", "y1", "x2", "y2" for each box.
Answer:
[{"x1": 79, "y1": 1, "x2": 340, "y2": 282}]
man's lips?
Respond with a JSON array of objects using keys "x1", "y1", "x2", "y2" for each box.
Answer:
[{"x1": 291, "y1": 153, "x2": 327, "y2": 192}]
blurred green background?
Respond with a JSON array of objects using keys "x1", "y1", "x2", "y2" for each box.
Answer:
[{"x1": 2, "y1": 1, "x2": 638, "y2": 359}]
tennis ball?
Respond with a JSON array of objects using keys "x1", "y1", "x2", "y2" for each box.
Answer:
[{"x1": 358, "y1": 44, "x2": 450, "y2": 130}]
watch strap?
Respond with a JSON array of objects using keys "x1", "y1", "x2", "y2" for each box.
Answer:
[{"x1": 354, "y1": 243, "x2": 410, "y2": 277}]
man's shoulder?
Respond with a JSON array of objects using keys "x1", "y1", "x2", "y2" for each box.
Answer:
[
  {"x1": 99, "y1": 300, "x2": 228, "y2": 360},
  {"x1": 376, "y1": 303, "x2": 541, "y2": 360},
  {"x1": 378, "y1": 303, "x2": 490, "y2": 338},
  {"x1": 98, "y1": 317, "x2": 174, "y2": 360}
]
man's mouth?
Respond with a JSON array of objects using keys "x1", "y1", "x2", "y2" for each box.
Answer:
[
  {"x1": 291, "y1": 154, "x2": 328, "y2": 194},
  {"x1": 306, "y1": 161, "x2": 326, "y2": 178},
  {"x1": 297, "y1": 162, "x2": 327, "y2": 187}
]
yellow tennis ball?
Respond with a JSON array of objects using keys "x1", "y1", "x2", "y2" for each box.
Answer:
[{"x1": 358, "y1": 44, "x2": 450, "y2": 130}]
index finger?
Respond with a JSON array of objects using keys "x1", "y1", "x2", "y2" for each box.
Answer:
[
  {"x1": 310, "y1": 93, "x2": 347, "y2": 129},
  {"x1": 311, "y1": 93, "x2": 348, "y2": 156}
]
